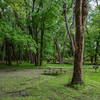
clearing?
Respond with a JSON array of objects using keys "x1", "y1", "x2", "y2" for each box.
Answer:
[{"x1": 0, "y1": 64, "x2": 100, "y2": 100}]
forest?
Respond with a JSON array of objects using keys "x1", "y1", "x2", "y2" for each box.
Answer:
[{"x1": 0, "y1": 0, "x2": 100, "y2": 100}]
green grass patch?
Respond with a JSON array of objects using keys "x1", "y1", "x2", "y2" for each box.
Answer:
[{"x1": 0, "y1": 64, "x2": 100, "y2": 100}]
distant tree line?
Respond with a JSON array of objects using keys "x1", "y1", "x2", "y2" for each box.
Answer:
[{"x1": 0, "y1": 0, "x2": 100, "y2": 66}]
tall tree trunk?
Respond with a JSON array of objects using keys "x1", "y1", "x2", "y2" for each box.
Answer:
[
  {"x1": 18, "y1": 45, "x2": 22, "y2": 64},
  {"x1": 72, "y1": 0, "x2": 76, "y2": 30},
  {"x1": 64, "y1": 4, "x2": 75, "y2": 54},
  {"x1": 31, "y1": 0, "x2": 39, "y2": 66},
  {"x1": 96, "y1": 0, "x2": 98, "y2": 6},
  {"x1": 0, "y1": 12, "x2": 2, "y2": 19},
  {"x1": 5, "y1": 39, "x2": 12, "y2": 66},
  {"x1": 54, "y1": 38, "x2": 62, "y2": 64},
  {"x1": 40, "y1": 20, "x2": 45, "y2": 66},
  {"x1": 71, "y1": 0, "x2": 88, "y2": 85},
  {"x1": 30, "y1": 50, "x2": 34, "y2": 63},
  {"x1": 0, "y1": 7, "x2": 2, "y2": 19},
  {"x1": 54, "y1": 36, "x2": 67, "y2": 64},
  {"x1": 2, "y1": 44, "x2": 5, "y2": 64},
  {"x1": 34, "y1": 27, "x2": 39, "y2": 66},
  {"x1": 61, "y1": 36, "x2": 67, "y2": 64},
  {"x1": 91, "y1": 56, "x2": 94, "y2": 65},
  {"x1": 11, "y1": 44, "x2": 16, "y2": 63},
  {"x1": 94, "y1": 41, "x2": 99, "y2": 64}
]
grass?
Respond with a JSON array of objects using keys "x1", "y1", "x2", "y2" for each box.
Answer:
[
  {"x1": 0, "y1": 63, "x2": 47, "y2": 69},
  {"x1": 0, "y1": 64, "x2": 100, "y2": 100}
]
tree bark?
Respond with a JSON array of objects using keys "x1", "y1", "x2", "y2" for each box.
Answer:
[
  {"x1": 54, "y1": 38, "x2": 62, "y2": 64},
  {"x1": 1, "y1": 44, "x2": 5, "y2": 64},
  {"x1": 27, "y1": 0, "x2": 39, "y2": 66},
  {"x1": 71, "y1": 0, "x2": 88, "y2": 85},
  {"x1": 64, "y1": 4, "x2": 75, "y2": 54},
  {"x1": 54, "y1": 36, "x2": 67, "y2": 64},
  {"x1": 0, "y1": 11, "x2": 2, "y2": 19},
  {"x1": 0, "y1": 6, "x2": 2, "y2": 19},
  {"x1": 34, "y1": 27, "x2": 39, "y2": 66},
  {"x1": 11, "y1": 44, "x2": 17, "y2": 63},
  {"x1": 94, "y1": 41, "x2": 99, "y2": 64},
  {"x1": 96, "y1": 0, "x2": 98, "y2": 6},
  {"x1": 72, "y1": 0, "x2": 76, "y2": 30},
  {"x1": 5, "y1": 39, "x2": 12, "y2": 66},
  {"x1": 40, "y1": 20, "x2": 45, "y2": 66},
  {"x1": 18, "y1": 45, "x2": 22, "y2": 64},
  {"x1": 30, "y1": 50, "x2": 34, "y2": 63},
  {"x1": 91, "y1": 56, "x2": 94, "y2": 64},
  {"x1": 61, "y1": 36, "x2": 67, "y2": 64}
]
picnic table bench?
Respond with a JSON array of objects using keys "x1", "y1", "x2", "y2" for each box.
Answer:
[{"x1": 43, "y1": 67, "x2": 67, "y2": 75}]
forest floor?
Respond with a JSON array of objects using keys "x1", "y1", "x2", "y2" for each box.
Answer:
[{"x1": 0, "y1": 64, "x2": 100, "y2": 100}]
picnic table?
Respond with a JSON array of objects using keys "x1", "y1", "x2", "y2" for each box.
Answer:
[{"x1": 43, "y1": 67, "x2": 67, "y2": 75}]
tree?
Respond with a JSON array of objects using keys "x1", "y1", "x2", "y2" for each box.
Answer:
[
  {"x1": 84, "y1": 3, "x2": 100, "y2": 65},
  {"x1": 63, "y1": 3, "x2": 75, "y2": 55},
  {"x1": 0, "y1": 0, "x2": 99, "y2": 67},
  {"x1": 71, "y1": 0, "x2": 88, "y2": 85}
]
